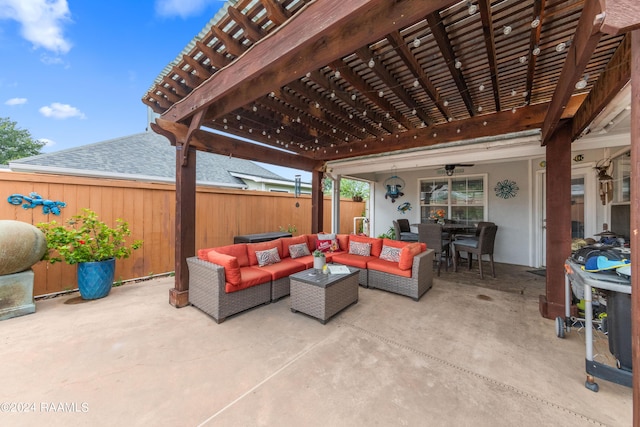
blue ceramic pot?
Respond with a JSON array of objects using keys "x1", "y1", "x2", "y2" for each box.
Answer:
[{"x1": 77, "y1": 258, "x2": 115, "y2": 300}]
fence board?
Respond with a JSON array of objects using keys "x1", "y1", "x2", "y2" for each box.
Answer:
[{"x1": 1, "y1": 171, "x2": 366, "y2": 296}]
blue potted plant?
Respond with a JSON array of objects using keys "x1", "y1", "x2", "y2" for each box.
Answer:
[{"x1": 38, "y1": 209, "x2": 142, "y2": 300}]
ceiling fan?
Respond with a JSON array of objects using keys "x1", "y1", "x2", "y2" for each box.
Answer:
[{"x1": 443, "y1": 163, "x2": 474, "y2": 176}]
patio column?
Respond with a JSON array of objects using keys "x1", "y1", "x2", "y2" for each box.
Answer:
[
  {"x1": 539, "y1": 122, "x2": 572, "y2": 319},
  {"x1": 170, "y1": 143, "x2": 196, "y2": 308},
  {"x1": 311, "y1": 169, "x2": 324, "y2": 233},
  {"x1": 332, "y1": 174, "x2": 341, "y2": 233},
  {"x1": 630, "y1": 28, "x2": 640, "y2": 426}
]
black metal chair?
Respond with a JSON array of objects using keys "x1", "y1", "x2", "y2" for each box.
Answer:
[
  {"x1": 417, "y1": 223, "x2": 450, "y2": 276},
  {"x1": 393, "y1": 219, "x2": 418, "y2": 241},
  {"x1": 451, "y1": 224, "x2": 498, "y2": 279}
]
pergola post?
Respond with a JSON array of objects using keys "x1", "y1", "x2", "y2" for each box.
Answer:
[
  {"x1": 630, "y1": 28, "x2": 640, "y2": 426},
  {"x1": 311, "y1": 169, "x2": 324, "y2": 233},
  {"x1": 539, "y1": 122, "x2": 572, "y2": 319},
  {"x1": 170, "y1": 143, "x2": 196, "y2": 307}
]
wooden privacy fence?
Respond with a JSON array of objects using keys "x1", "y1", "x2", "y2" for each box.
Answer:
[{"x1": 1, "y1": 171, "x2": 365, "y2": 296}]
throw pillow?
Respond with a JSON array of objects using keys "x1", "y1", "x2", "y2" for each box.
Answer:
[
  {"x1": 349, "y1": 241, "x2": 372, "y2": 256},
  {"x1": 255, "y1": 247, "x2": 281, "y2": 267},
  {"x1": 379, "y1": 245, "x2": 401, "y2": 262},
  {"x1": 316, "y1": 238, "x2": 339, "y2": 253},
  {"x1": 289, "y1": 243, "x2": 311, "y2": 259}
]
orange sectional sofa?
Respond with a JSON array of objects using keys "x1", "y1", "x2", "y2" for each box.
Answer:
[{"x1": 187, "y1": 234, "x2": 434, "y2": 323}]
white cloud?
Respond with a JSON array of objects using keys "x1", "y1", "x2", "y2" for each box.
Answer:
[
  {"x1": 38, "y1": 138, "x2": 55, "y2": 148},
  {"x1": 39, "y1": 102, "x2": 85, "y2": 119},
  {"x1": 5, "y1": 97, "x2": 27, "y2": 105},
  {"x1": 155, "y1": 0, "x2": 222, "y2": 18},
  {"x1": 0, "y1": 0, "x2": 72, "y2": 54}
]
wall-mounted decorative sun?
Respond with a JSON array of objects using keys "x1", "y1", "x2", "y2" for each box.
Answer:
[{"x1": 494, "y1": 179, "x2": 519, "y2": 199}]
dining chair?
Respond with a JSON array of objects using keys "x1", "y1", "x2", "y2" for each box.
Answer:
[
  {"x1": 451, "y1": 224, "x2": 498, "y2": 279},
  {"x1": 394, "y1": 219, "x2": 418, "y2": 242},
  {"x1": 417, "y1": 223, "x2": 450, "y2": 276}
]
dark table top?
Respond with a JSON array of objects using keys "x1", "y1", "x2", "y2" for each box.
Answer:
[
  {"x1": 289, "y1": 265, "x2": 359, "y2": 288},
  {"x1": 233, "y1": 231, "x2": 292, "y2": 243}
]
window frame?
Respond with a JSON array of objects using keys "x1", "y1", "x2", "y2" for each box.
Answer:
[{"x1": 418, "y1": 174, "x2": 488, "y2": 224}]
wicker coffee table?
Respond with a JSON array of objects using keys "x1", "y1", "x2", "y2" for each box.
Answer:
[{"x1": 289, "y1": 265, "x2": 359, "y2": 324}]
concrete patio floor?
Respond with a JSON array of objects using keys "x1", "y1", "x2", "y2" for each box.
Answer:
[{"x1": 0, "y1": 263, "x2": 632, "y2": 426}]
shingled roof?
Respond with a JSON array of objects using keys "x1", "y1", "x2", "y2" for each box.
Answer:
[{"x1": 9, "y1": 131, "x2": 287, "y2": 188}]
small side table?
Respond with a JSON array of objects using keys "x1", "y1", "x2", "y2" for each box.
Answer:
[{"x1": 289, "y1": 266, "x2": 359, "y2": 324}]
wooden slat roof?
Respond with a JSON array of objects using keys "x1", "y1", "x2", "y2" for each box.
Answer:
[{"x1": 142, "y1": 0, "x2": 638, "y2": 171}]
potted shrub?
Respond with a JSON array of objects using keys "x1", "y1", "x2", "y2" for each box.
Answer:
[
  {"x1": 312, "y1": 249, "x2": 326, "y2": 273},
  {"x1": 38, "y1": 209, "x2": 143, "y2": 300}
]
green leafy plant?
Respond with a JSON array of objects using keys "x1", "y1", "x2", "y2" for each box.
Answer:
[
  {"x1": 377, "y1": 226, "x2": 395, "y2": 240},
  {"x1": 313, "y1": 250, "x2": 326, "y2": 258},
  {"x1": 279, "y1": 224, "x2": 297, "y2": 234},
  {"x1": 38, "y1": 209, "x2": 143, "y2": 265}
]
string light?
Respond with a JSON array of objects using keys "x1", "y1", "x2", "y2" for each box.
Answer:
[
  {"x1": 511, "y1": 89, "x2": 517, "y2": 96},
  {"x1": 575, "y1": 74, "x2": 589, "y2": 89},
  {"x1": 443, "y1": 99, "x2": 449, "y2": 107},
  {"x1": 413, "y1": 38, "x2": 421, "y2": 48},
  {"x1": 454, "y1": 60, "x2": 462, "y2": 69},
  {"x1": 368, "y1": 58, "x2": 375, "y2": 68},
  {"x1": 334, "y1": 70, "x2": 341, "y2": 79},
  {"x1": 556, "y1": 41, "x2": 567, "y2": 52},
  {"x1": 531, "y1": 16, "x2": 540, "y2": 28},
  {"x1": 532, "y1": 45, "x2": 541, "y2": 56},
  {"x1": 519, "y1": 56, "x2": 527, "y2": 63},
  {"x1": 467, "y1": 1, "x2": 477, "y2": 15},
  {"x1": 479, "y1": 84, "x2": 485, "y2": 91},
  {"x1": 503, "y1": 25, "x2": 512, "y2": 35}
]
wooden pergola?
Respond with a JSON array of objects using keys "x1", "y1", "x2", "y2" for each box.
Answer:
[{"x1": 143, "y1": 0, "x2": 640, "y2": 415}]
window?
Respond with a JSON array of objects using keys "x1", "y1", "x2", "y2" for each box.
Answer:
[{"x1": 420, "y1": 175, "x2": 486, "y2": 224}]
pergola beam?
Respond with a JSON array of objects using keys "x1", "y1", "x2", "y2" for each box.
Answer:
[
  {"x1": 572, "y1": 34, "x2": 631, "y2": 140},
  {"x1": 540, "y1": 0, "x2": 604, "y2": 143},
  {"x1": 314, "y1": 95, "x2": 585, "y2": 161},
  {"x1": 161, "y1": 0, "x2": 457, "y2": 124},
  {"x1": 152, "y1": 118, "x2": 322, "y2": 172}
]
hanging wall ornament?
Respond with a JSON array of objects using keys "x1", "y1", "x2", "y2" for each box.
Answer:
[
  {"x1": 397, "y1": 202, "x2": 411, "y2": 214},
  {"x1": 494, "y1": 179, "x2": 519, "y2": 199},
  {"x1": 384, "y1": 175, "x2": 405, "y2": 203}
]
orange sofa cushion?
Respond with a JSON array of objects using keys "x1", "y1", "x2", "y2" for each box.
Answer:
[
  {"x1": 254, "y1": 258, "x2": 306, "y2": 280},
  {"x1": 336, "y1": 234, "x2": 350, "y2": 251},
  {"x1": 331, "y1": 252, "x2": 376, "y2": 269},
  {"x1": 349, "y1": 235, "x2": 383, "y2": 257},
  {"x1": 213, "y1": 244, "x2": 250, "y2": 267},
  {"x1": 367, "y1": 258, "x2": 412, "y2": 278},
  {"x1": 382, "y1": 238, "x2": 411, "y2": 249},
  {"x1": 247, "y1": 240, "x2": 282, "y2": 266},
  {"x1": 398, "y1": 243, "x2": 425, "y2": 270},
  {"x1": 207, "y1": 250, "x2": 242, "y2": 286},
  {"x1": 226, "y1": 267, "x2": 272, "y2": 293}
]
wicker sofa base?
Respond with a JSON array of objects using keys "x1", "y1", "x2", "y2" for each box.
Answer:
[
  {"x1": 367, "y1": 250, "x2": 434, "y2": 301},
  {"x1": 187, "y1": 257, "x2": 272, "y2": 323},
  {"x1": 188, "y1": 247, "x2": 435, "y2": 323}
]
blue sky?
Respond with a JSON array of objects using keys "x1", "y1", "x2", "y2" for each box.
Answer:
[{"x1": 0, "y1": 0, "x2": 308, "y2": 180}]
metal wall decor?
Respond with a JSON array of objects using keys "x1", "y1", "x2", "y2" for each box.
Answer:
[
  {"x1": 384, "y1": 175, "x2": 405, "y2": 203},
  {"x1": 7, "y1": 192, "x2": 66, "y2": 215},
  {"x1": 494, "y1": 180, "x2": 519, "y2": 199},
  {"x1": 397, "y1": 202, "x2": 411, "y2": 214}
]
